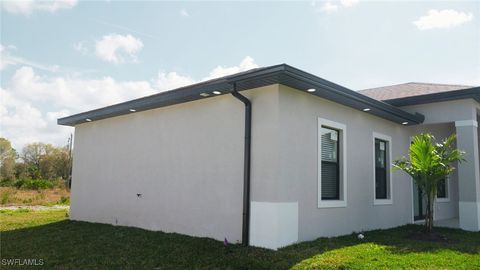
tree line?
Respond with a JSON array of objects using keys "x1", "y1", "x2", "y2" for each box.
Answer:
[{"x1": 0, "y1": 137, "x2": 72, "y2": 187}]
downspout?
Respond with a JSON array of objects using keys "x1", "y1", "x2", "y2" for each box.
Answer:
[{"x1": 231, "y1": 83, "x2": 252, "y2": 246}]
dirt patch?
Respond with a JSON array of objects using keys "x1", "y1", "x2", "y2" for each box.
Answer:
[
  {"x1": 409, "y1": 231, "x2": 455, "y2": 243},
  {"x1": 0, "y1": 187, "x2": 70, "y2": 206}
]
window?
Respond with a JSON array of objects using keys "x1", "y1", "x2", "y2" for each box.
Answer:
[
  {"x1": 318, "y1": 118, "x2": 347, "y2": 208},
  {"x1": 321, "y1": 127, "x2": 340, "y2": 200},
  {"x1": 436, "y1": 176, "x2": 449, "y2": 202},
  {"x1": 373, "y1": 132, "x2": 392, "y2": 205},
  {"x1": 375, "y1": 139, "x2": 388, "y2": 199}
]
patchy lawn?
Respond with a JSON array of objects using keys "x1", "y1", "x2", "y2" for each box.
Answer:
[
  {"x1": 1, "y1": 209, "x2": 479, "y2": 269},
  {"x1": 0, "y1": 187, "x2": 70, "y2": 206}
]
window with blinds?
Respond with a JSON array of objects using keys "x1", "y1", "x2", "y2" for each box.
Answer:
[
  {"x1": 375, "y1": 138, "x2": 388, "y2": 199},
  {"x1": 321, "y1": 126, "x2": 340, "y2": 200}
]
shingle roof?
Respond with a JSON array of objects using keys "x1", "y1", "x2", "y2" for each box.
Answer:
[{"x1": 359, "y1": 82, "x2": 473, "y2": 101}]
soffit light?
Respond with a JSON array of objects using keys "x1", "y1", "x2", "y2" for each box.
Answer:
[
  {"x1": 129, "y1": 109, "x2": 136, "y2": 112},
  {"x1": 212, "y1": 91, "x2": 222, "y2": 95},
  {"x1": 307, "y1": 88, "x2": 316, "y2": 93},
  {"x1": 200, "y1": 93, "x2": 210, "y2": 97},
  {"x1": 363, "y1": 108, "x2": 371, "y2": 112},
  {"x1": 402, "y1": 122, "x2": 409, "y2": 125},
  {"x1": 85, "y1": 118, "x2": 92, "y2": 122}
]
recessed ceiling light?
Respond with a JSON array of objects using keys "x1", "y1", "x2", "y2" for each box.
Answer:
[
  {"x1": 212, "y1": 91, "x2": 222, "y2": 95},
  {"x1": 363, "y1": 108, "x2": 371, "y2": 112},
  {"x1": 85, "y1": 118, "x2": 92, "y2": 122},
  {"x1": 200, "y1": 93, "x2": 210, "y2": 97},
  {"x1": 307, "y1": 88, "x2": 316, "y2": 92},
  {"x1": 402, "y1": 122, "x2": 409, "y2": 125},
  {"x1": 129, "y1": 109, "x2": 136, "y2": 112}
]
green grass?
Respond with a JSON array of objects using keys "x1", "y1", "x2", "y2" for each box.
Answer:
[{"x1": 1, "y1": 209, "x2": 479, "y2": 269}]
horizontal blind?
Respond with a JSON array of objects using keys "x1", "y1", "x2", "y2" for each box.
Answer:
[{"x1": 321, "y1": 127, "x2": 339, "y2": 200}]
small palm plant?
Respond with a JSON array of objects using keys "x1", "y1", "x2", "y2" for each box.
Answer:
[{"x1": 393, "y1": 133, "x2": 465, "y2": 233}]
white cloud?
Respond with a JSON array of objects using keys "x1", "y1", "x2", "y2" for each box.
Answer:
[
  {"x1": 180, "y1": 8, "x2": 189, "y2": 17},
  {"x1": 1, "y1": 0, "x2": 77, "y2": 15},
  {"x1": 95, "y1": 34, "x2": 144, "y2": 64},
  {"x1": 340, "y1": 0, "x2": 359, "y2": 8},
  {"x1": 0, "y1": 56, "x2": 259, "y2": 149},
  {"x1": 312, "y1": 0, "x2": 359, "y2": 13},
  {"x1": 155, "y1": 72, "x2": 195, "y2": 92},
  {"x1": 7, "y1": 66, "x2": 156, "y2": 112},
  {"x1": 321, "y1": 2, "x2": 339, "y2": 13},
  {"x1": 155, "y1": 56, "x2": 259, "y2": 90},
  {"x1": 0, "y1": 66, "x2": 157, "y2": 149},
  {"x1": 73, "y1": 41, "x2": 88, "y2": 55},
  {"x1": 413, "y1": 9, "x2": 474, "y2": 30},
  {"x1": 203, "y1": 56, "x2": 259, "y2": 81},
  {"x1": 0, "y1": 43, "x2": 60, "y2": 72},
  {"x1": 0, "y1": 44, "x2": 16, "y2": 70}
]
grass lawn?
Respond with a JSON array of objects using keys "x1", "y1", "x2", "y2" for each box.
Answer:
[{"x1": 1, "y1": 209, "x2": 479, "y2": 269}]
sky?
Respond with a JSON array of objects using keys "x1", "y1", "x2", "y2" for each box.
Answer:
[{"x1": 1, "y1": 0, "x2": 479, "y2": 150}]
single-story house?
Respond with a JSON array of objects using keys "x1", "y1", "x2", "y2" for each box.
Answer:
[{"x1": 58, "y1": 64, "x2": 480, "y2": 249}]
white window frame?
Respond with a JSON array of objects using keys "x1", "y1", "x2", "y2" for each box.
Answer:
[
  {"x1": 373, "y1": 132, "x2": 393, "y2": 206},
  {"x1": 318, "y1": 118, "x2": 347, "y2": 208},
  {"x1": 436, "y1": 175, "x2": 450, "y2": 203}
]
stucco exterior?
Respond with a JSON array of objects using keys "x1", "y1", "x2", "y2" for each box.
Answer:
[
  {"x1": 69, "y1": 81, "x2": 480, "y2": 250},
  {"x1": 256, "y1": 85, "x2": 414, "y2": 243},
  {"x1": 71, "y1": 84, "x2": 282, "y2": 243}
]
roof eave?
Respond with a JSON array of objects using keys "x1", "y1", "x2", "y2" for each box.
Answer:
[
  {"x1": 58, "y1": 64, "x2": 424, "y2": 126},
  {"x1": 385, "y1": 87, "x2": 480, "y2": 107}
]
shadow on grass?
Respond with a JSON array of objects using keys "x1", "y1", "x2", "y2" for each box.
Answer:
[{"x1": 2, "y1": 221, "x2": 479, "y2": 269}]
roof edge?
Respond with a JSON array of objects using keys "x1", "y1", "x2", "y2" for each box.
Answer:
[
  {"x1": 385, "y1": 86, "x2": 480, "y2": 106},
  {"x1": 58, "y1": 64, "x2": 424, "y2": 126}
]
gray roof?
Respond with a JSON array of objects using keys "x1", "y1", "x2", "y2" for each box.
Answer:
[
  {"x1": 58, "y1": 64, "x2": 424, "y2": 127},
  {"x1": 359, "y1": 82, "x2": 473, "y2": 101}
]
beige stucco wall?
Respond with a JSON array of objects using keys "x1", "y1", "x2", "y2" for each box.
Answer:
[
  {"x1": 401, "y1": 99, "x2": 478, "y2": 124},
  {"x1": 70, "y1": 82, "x2": 478, "y2": 247},
  {"x1": 261, "y1": 85, "x2": 415, "y2": 242},
  {"x1": 70, "y1": 85, "x2": 280, "y2": 243}
]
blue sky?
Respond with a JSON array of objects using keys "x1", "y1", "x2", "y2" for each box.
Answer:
[{"x1": 1, "y1": 0, "x2": 479, "y2": 150}]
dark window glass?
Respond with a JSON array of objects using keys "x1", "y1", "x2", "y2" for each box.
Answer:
[
  {"x1": 375, "y1": 139, "x2": 388, "y2": 199},
  {"x1": 321, "y1": 127, "x2": 340, "y2": 200},
  {"x1": 437, "y1": 178, "x2": 447, "y2": 198}
]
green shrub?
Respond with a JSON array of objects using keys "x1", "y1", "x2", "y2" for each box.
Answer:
[
  {"x1": 14, "y1": 179, "x2": 54, "y2": 190},
  {"x1": 0, "y1": 178, "x2": 15, "y2": 187},
  {"x1": 50, "y1": 178, "x2": 67, "y2": 189},
  {"x1": 57, "y1": 196, "x2": 70, "y2": 205},
  {"x1": 1, "y1": 191, "x2": 11, "y2": 204},
  {"x1": 22, "y1": 198, "x2": 33, "y2": 204}
]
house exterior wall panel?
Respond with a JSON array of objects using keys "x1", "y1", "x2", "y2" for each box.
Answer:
[{"x1": 71, "y1": 85, "x2": 279, "y2": 243}]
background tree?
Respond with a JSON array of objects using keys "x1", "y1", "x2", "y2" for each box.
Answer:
[
  {"x1": 393, "y1": 134, "x2": 465, "y2": 233},
  {"x1": 21, "y1": 142, "x2": 70, "y2": 180},
  {"x1": 0, "y1": 138, "x2": 17, "y2": 181}
]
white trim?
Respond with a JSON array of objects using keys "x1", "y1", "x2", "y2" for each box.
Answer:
[
  {"x1": 455, "y1": 120, "x2": 478, "y2": 127},
  {"x1": 409, "y1": 135, "x2": 415, "y2": 224},
  {"x1": 410, "y1": 177, "x2": 415, "y2": 223},
  {"x1": 372, "y1": 132, "x2": 393, "y2": 206},
  {"x1": 318, "y1": 118, "x2": 347, "y2": 208}
]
